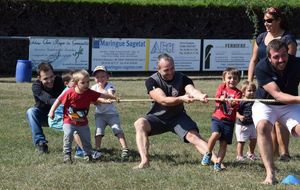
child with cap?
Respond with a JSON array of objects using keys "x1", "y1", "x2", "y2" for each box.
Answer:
[{"x1": 91, "y1": 65, "x2": 129, "y2": 159}]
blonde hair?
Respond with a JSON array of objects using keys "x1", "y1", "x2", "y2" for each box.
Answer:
[
  {"x1": 222, "y1": 67, "x2": 241, "y2": 82},
  {"x1": 72, "y1": 69, "x2": 90, "y2": 83},
  {"x1": 240, "y1": 81, "x2": 256, "y2": 93}
]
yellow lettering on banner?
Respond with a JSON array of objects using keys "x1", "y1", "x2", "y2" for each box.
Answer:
[{"x1": 145, "y1": 39, "x2": 150, "y2": 71}]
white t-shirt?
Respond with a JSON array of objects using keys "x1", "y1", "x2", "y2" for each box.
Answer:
[{"x1": 91, "y1": 82, "x2": 118, "y2": 114}]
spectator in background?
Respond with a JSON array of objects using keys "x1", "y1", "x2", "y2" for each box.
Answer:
[
  {"x1": 247, "y1": 7, "x2": 297, "y2": 161},
  {"x1": 26, "y1": 62, "x2": 65, "y2": 153}
]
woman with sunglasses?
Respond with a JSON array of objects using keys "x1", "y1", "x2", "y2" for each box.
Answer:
[{"x1": 248, "y1": 7, "x2": 297, "y2": 162}]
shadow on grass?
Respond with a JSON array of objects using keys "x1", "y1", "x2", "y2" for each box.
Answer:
[
  {"x1": 97, "y1": 148, "x2": 201, "y2": 165},
  {"x1": 292, "y1": 154, "x2": 300, "y2": 161},
  {"x1": 224, "y1": 160, "x2": 265, "y2": 171},
  {"x1": 97, "y1": 147, "x2": 140, "y2": 163},
  {"x1": 285, "y1": 168, "x2": 300, "y2": 176},
  {"x1": 149, "y1": 153, "x2": 202, "y2": 166}
]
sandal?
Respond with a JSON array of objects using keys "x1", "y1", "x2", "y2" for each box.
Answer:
[{"x1": 279, "y1": 154, "x2": 291, "y2": 162}]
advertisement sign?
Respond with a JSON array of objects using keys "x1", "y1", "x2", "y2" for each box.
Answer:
[
  {"x1": 148, "y1": 39, "x2": 201, "y2": 71},
  {"x1": 92, "y1": 38, "x2": 201, "y2": 71},
  {"x1": 29, "y1": 37, "x2": 89, "y2": 70},
  {"x1": 92, "y1": 38, "x2": 147, "y2": 71},
  {"x1": 202, "y1": 39, "x2": 252, "y2": 71},
  {"x1": 296, "y1": 40, "x2": 300, "y2": 56}
]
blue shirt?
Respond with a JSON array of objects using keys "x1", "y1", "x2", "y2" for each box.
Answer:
[
  {"x1": 256, "y1": 31, "x2": 297, "y2": 60},
  {"x1": 236, "y1": 101, "x2": 254, "y2": 125},
  {"x1": 255, "y1": 55, "x2": 300, "y2": 105}
]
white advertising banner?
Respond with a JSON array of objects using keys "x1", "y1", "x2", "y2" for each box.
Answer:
[
  {"x1": 148, "y1": 39, "x2": 201, "y2": 71},
  {"x1": 202, "y1": 39, "x2": 252, "y2": 71},
  {"x1": 296, "y1": 40, "x2": 300, "y2": 56},
  {"x1": 29, "y1": 37, "x2": 89, "y2": 70},
  {"x1": 92, "y1": 38, "x2": 201, "y2": 71},
  {"x1": 92, "y1": 38, "x2": 147, "y2": 71}
]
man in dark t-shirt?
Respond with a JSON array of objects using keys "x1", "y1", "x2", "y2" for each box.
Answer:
[
  {"x1": 253, "y1": 39, "x2": 300, "y2": 184},
  {"x1": 26, "y1": 62, "x2": 64, "y2": 153},
  {"x1": 133, "y1": 53, "x2": 219, "y2": 169}
]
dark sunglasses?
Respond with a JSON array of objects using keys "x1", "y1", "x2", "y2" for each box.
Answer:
[{"x1": 264, "y1": 18, "x2": 274, "y2": 23}]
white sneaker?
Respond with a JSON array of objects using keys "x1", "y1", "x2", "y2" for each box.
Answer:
[
  {"x1": 92, "y1": 150, "x2": 102, "y2": 160},
  {"x1": 236, "y1": 155, "x2": 245, "y2": 161},
  {"x1": 247, "y1": 152, "x2": 260, "y2": 161}
]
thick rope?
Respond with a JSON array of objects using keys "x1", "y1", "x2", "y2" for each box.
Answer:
[
  {"x1": 206, "y1": 98, "x2": 277, "y2": 102},
  {"x1": 113, "y1": 98, "x2": 277, "y2": 103}
]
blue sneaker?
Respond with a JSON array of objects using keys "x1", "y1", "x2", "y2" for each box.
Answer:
[
  {"x1": 74, "y1": 146, "x2": 84, "y2": 159},
  {"x1": 201, "y1": 152, "x2": 212, "y2": 166},
  {"x1": 214, "y1": 163, "x2": 222, "y2": 172}
]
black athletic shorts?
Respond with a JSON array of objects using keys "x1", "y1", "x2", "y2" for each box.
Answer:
[{"x1": 144, "y1": 112, "x2": 199, "y2": 143}]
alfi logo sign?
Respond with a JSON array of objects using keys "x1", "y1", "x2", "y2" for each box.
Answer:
[{"x1": 151, "y1": 41, "x2": 175, "y2": 54}]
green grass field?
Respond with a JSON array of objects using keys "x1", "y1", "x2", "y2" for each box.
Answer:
[{"x1": 1, "y1": 78, "x2": 300, "y2": 189}]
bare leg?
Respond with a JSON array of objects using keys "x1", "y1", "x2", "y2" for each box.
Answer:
[
  {"x1": 256, "y1": 120, "x2": 277, "y2": 185},
  {"x1": 236, "y1": 142, "x2": 245, "y2": 157},
  {"x1": 275, "y1": 122, "x2": 290, "y2": 156},
  {"x1": 207, "y1": 132, "x2": 221, "y2": 153},
  {"x1": 133, "y1": 118, "x2": 151, "y2": 169},
  {"x1": 271, "y1": 126, "x2": 279, "y2": 158},
  {"x1": 117, "y1": 133, "x2": 128, "y2": 149},
  {"x1": 291, "y1": 124, "x2": 300, "y2": 137},
  {"x1": 74, "y1": 132, "x2": 83, "y2": 149},
  {"x1": 248, "y1": 138, "x2": 257, "y2": 154},
  {"x1": 217, "y1": 140, "x2": 227, "y2": 163},
  {"x1": 95, "y1": 135, "x2": 103, "y2": 151},
  {"x1": 185, "y1": 130, "x2": 221, "y2": 165}
]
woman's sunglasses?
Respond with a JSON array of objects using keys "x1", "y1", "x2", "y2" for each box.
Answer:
[{"x1": 264, "y1": 19, "x2": 274, "y2": 24}]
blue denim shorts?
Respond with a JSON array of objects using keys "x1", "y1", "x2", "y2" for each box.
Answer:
[{"x1": 211, "y1": 117, "x2": 234, "y2": 144}]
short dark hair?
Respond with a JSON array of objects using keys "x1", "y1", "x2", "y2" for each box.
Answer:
[
  {"x1": 266, "y1": 39, "x2": 288, "y2": 58},
  {"x1": 36, "y1": 62, "x2": 53, "y2": 76},
  {"x1": 156, "y1": 53, "x2": 174, "y2": 66},
  {"x1": 222, "y1": 67, "x2": 241, "y2": 82},
  {"x1": 62, "y1": 71, "x2": 74, "y2": 83}
]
